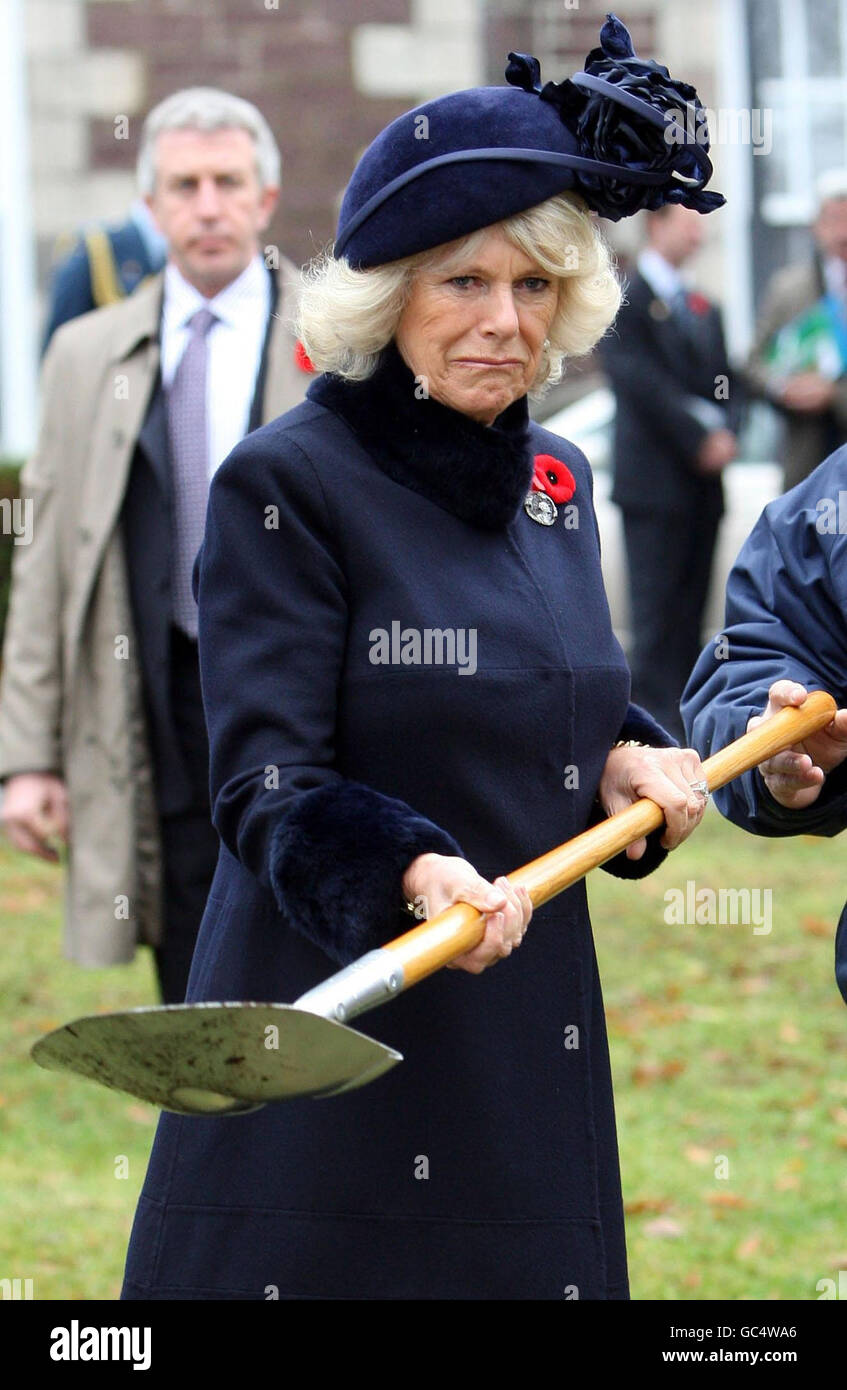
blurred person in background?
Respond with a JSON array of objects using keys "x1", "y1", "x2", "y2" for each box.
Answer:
[
  {"x1": 681, "y1": 444, "x2": 847, "y2": 1005},
  {"x1": 41, "y1": 199, "x2": 167, "y2": 354},
  {"x1": 747, "y1": 169, "x2": 847, "y2": 492},
  {"x1": 0, "y1": 87, "x2": 310, "y2": 1003},
  {"x1": 599, "y1": 203, "x2": 741, "y2": 743}
]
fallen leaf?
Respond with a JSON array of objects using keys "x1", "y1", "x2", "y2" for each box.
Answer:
[
  {"x1": 830, "y1": 1107, "x2": 847, "y2": 1127},
  {"x1": 684, "y1": 1145, "x2": 712, "y2": 1166},
  {"x1": 802, "y1": 915, "x2": 831, "y2": 937},
  {"x1": 644, "y1": 1217, "x2": 684, "y2": 1238},
  {"x1": 631, "y1": 1059, "x2": 686, "y2": 1085},
  {"x1": 707, "y1": 1191, "x2": 749, "y2": 1209},
  {"x1": 779, "y1": 1021, "x2": 800, "y2": 1043},
  {"x1": 774, "y1": 1173, "x2": 800, "y2": 1191},
  {"x1": 683, "y1": 1271, "x2": 702, "y2": 1288},
  {"x1": 125, "y1": 1104, "x2": 154, "y2": 1124},
  {"x1": 740, "y1": 976, "x2": 771, "y2": 996},
  {"x1": 736, "y1": 1234, "x2": 761, "y2": 1259},
  {"x1": 624, "y1": 1197, "x2": 671, "y2": 1215}
]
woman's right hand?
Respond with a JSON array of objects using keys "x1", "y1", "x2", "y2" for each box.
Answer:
[
  {"x1": 401, "y1": 852, "x2": 532, "y2": 975},
  {"x1": 748, "y1": 680, "x2": 847, "y2": 808}
]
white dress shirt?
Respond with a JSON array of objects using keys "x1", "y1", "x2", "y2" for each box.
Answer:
[
  {"x1": 637, "y1": 247, "x2": 685, "y2": 303},
  {"x1": 160, "y1": 255, "x2": 272, "y2": 478},
  {"x1": 636, "y1": 249, "x2": 727, "y2": 432},
  {"x1": 823, "y1": 254, "x2": 847, "y2": 306}
]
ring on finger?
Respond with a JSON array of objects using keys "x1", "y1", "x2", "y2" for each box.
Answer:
[{"x1": 688, "y1": 778, "x2": 710, "y2": 801}]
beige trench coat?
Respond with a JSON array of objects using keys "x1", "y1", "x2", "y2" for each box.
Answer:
[{"x1": 0, "y1": 261, "x2": 308, "y2": 965}]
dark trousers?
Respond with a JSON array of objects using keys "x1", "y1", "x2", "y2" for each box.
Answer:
[
  {"x1": 622, "y1": 506, "x2": 722, "y2": 744},
  {"x1": 153, "y1": 625, "x2": 219, "y2": 1004}
]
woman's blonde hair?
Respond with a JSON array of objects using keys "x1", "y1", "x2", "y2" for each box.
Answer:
[{"x1": 297, "y1": 192, "x2": 621, "y2": 395}]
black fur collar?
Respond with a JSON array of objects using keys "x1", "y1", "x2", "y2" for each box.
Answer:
[{"x1": 307, "y1": 341, "x2": 534, "y2": 529}]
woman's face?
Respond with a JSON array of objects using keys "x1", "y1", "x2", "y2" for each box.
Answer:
[{"x1": 395, "y1": 226, "x2": 559, "y2": 426}]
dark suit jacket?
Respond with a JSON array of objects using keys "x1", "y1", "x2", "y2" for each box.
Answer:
[{"x1": 600, "y1": 270, "x2": 739, "y2": 516}]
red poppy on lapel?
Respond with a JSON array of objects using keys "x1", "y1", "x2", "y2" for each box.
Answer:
[
  {"x1": 687, "y1": 291, "x2": 711, "y2": 317},
  {"x1": 294, "y1": 340, "x2": 317, "y2": 373},
  {"x1": 532, "y1": 453, "x2": 576, "y2": 503}
]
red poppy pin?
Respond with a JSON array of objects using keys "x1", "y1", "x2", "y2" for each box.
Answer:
[
  {"x1": 294, "y1": 340, "x2": 317, "y2": 373},
  {"x1": 524, "y1": 453, "x2": 576, "y2": 526},
  {"x1": 687, "y1": 291, "x2": 711, "y2": 317}
]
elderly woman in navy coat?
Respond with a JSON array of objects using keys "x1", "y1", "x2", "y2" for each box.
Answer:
[{"x1": 123, "y1": 17, "x2": 724, "y2": 1300}]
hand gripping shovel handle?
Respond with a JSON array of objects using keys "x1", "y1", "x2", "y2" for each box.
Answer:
[{"x1": 295, "y1": 691, "x2": 837, "y2": 1023}]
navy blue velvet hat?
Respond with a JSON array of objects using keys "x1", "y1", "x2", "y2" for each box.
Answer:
[{"x1": 335, "y1": 13, "x2": 725, "y2": 269}]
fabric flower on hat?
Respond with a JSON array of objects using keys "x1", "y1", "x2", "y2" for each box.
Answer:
[
  {"x1": 507, "y1": 13, "x2": 725, "y2": 221},
  {"x1": 334, "y1": 11, "x2": 724, "y2": 269}
]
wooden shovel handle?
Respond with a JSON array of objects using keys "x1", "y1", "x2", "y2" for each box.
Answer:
[{"x1": 384, "y1": 690, "x2": 837, "y2": 987}]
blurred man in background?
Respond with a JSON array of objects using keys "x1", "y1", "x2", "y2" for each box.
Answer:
[
  {"x1": 0, "y1": 88, "x2": 310, "y2": 1002},
  {"x1": 747, "y1": 169, "x2": 847, "y2": 492},
  {"x1": 600, "y1": 203, "x2": 740, "y2": 743}
]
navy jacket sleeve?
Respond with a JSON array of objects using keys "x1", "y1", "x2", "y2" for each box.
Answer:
[
  {"x1": 195, "y1": 427, "x2": 463, "y2": 966},
  {"x1": 681, "y1": 446, "x2": 847, "y2": 840}
]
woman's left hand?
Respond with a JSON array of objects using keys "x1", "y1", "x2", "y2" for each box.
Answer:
[{"x1": 597, "y1": 744, "x2": 709, "y2": 860}]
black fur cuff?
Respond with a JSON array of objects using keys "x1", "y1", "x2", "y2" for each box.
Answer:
[
  {"x1": 269, "y1": 780, "x2": 464, "y2": 965},
  {"x1": 617, "y1": 702, "x2": 677, "y2": 748}
]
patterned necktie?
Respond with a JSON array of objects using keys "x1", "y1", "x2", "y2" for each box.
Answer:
[
  {"x1": 671, "y1": 287, "x2": 692, "y2": 324},
  {"x1": 167, "y1": 306, "x2": 217, "y2": 637}
]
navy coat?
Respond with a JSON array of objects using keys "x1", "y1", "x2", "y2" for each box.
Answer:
[
  {"x1": 681, "y1": 444, "x2": 847, "y2": 1004},
  {"x1": 122, "y1": 344, "x2": 672, "y2": 1300}
]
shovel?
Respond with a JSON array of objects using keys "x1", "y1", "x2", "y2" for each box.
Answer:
[{"x1": 32, "y1": 691, "x2": 836, "y2": 1115}]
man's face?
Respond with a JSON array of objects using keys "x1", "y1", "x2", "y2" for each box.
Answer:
[
  {"x1": 145, "y1": 126, "x2": 279, "y2": 296},
  {"x1": 648, "y1": 204, "x2": 705, "y2": 268},
  {"x1": 815, "y1": 198, "x2": 847, "y2": 264}
]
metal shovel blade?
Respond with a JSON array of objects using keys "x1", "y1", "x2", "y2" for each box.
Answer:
[{"x1": 31, "y1": 1001, "x2": 402, "y2": 1115}]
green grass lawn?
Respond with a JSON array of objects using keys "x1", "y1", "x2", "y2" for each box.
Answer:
[
  {"x1": 2, "y1": 808, "x2": 846, "y2": 1300},
  {"x1": 592, "y1": 806, "x2": 847, "y2": 1301}
]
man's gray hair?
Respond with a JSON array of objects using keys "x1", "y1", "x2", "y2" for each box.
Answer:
[
  {"x1": 137, "y1": 87, "x2": 281, "y2": 193},
  {"x1": 816, "y1": 168, "x2": 847, "y2": 212}
]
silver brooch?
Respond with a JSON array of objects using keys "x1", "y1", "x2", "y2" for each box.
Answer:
[{"x1": 524, "y1": 491, "x2": 557, "y2": 526}]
